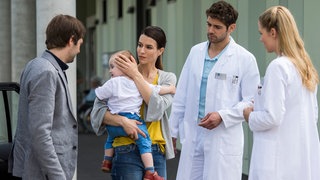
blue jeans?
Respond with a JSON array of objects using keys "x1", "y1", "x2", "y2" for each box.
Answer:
[
  {"x1": 105, "y1": 112, "x2": 152, "y2": 154},
  {"x1": 111, "y1": 144, "x2": 166, "y2": 180}
]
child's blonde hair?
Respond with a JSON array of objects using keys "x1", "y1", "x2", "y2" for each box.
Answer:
[{"x1": 109, "y1": 50, "x2": 133, "y2": 64}]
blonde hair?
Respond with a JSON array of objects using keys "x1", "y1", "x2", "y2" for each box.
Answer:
[
  {"x1": 259, "y1": 6, "x2": 319, "y2": 91},
  {"x1": 109, "y1": 50, "x2": 133, "y2": 64}
]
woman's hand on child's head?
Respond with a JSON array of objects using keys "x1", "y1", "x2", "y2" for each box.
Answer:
[{"x1": 115, "y1": 54, "x2": 139, "y2": 78}]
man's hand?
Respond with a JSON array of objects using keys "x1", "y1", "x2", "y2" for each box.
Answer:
[
  {"x1": 172, "y1": 137, "x2": 178, "y2": 155},
  {"x1": 243, "y1": 106, "x2": 253, "y2": 122},
  {"x1": 198, "y1": 112, "x2": 222, "y2": 130}
]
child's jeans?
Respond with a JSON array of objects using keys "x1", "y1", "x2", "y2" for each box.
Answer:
[{"x1": 104, "y1": 112, "x2": 152, "y2": 154}]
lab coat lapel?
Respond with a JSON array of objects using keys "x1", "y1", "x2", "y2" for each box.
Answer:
[
  {"x1": 195, "y1": 42, "x2": 208, "y2": 84},
  {"x1": 213, "y1": 38, "x2": 236, "y2": 70}
]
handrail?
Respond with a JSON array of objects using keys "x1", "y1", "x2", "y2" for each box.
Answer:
[
  {"x1": 0, "y1": 82, "x2": 20, "y2": 142},
  {"x1": 0, "y1": 82, "x2": 20, "y2": 93}
]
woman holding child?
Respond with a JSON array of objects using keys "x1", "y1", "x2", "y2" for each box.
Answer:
[{"x1": 91, "y1": 26, "x2": 176, "y2": 180}]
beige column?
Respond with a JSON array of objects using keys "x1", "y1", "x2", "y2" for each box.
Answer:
[
  {"x1": 0, "y1": 0, "x2": 11, "y2": 82},
  {"x1": 11, "y1": 0, "x2": 37, "y2": 82},
  {"x1": 36, "y1": 1, "x2": 77, "y2": 179},
  {"x1": 36, "y1": 0, "x2": 78, "y2": 118}
]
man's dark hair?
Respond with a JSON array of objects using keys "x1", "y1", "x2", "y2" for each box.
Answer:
[
  {"x1": 206, "y1": 1, "x2": 238, "y2": 28},
  {"x1": 45, "y1": 14, "x2": 86, "y2": 49}
]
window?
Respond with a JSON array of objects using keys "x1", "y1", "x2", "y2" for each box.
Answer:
[
  {"x1": 118, "y1": 0, "x2": 123, "y2": 18},
  {"x1": 102, "y1": 0, "x2": 107, "y2": 23}
]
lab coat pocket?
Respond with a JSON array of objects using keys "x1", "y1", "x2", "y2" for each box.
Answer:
[
  {"x1": 216, "y1": 75, "x2": 239, "y2": 101},
  {"x1": 219, "y1": 135, "x2": 242, "y2": 156},
  {"x1": 252, "y1": 83, "x2": 264, "y2": 111},
  {"x1": 250, "y1": 138, "x2": 277, "y2": 179}
]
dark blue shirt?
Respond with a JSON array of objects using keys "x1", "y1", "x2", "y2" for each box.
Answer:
[{"x1": 46, "y1": 50, "x2": 69, "y2": 82}]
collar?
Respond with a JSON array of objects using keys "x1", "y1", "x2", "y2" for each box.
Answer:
[
  {"x1": 205, "y1": 40, "x2": 230, "y2": 61},
  {"x1": 46, "y1": 50, "x2": 69, "y2": 71}
]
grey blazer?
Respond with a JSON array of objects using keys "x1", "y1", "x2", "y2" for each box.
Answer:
[{"x1": 8, "y1": 51, "x2": 78, "y2": 180}]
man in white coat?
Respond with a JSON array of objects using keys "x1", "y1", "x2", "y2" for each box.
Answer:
[{"x1": 169, "y1": 1, "x2": 260, "y2": 180}]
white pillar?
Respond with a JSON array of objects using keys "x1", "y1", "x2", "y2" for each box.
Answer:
[
  {"x1": 36, "y1": 0, "x2": 77, "y2": 117},
  {"x1": 36, "y1": 1, "x2": 77, "y2": 179},
  {"x1": 0, "y1": 0, "x2": 11, "y2": 82},
  {"x1": 11, "y1": 0, "x2": 37, "y2": 82}
]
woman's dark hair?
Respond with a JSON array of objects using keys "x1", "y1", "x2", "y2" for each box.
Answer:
[
  {"x1": 45, "y1": 14, "x2": 86, "y2": 49},
  {"x1": 140, "y1": 26, "x2": 167, "y2": 70}
]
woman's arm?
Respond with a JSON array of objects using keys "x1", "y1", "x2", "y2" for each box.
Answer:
[
  {"x1": 115, "y1": 55, "x2": 177, "y2": 122},
  {"x1": 158, "y1": 84, "x2": 176, "y2": 95},
  {"x1": 115, "y1": 54, "x2": 153, "y2": 104},
  {"x1": 145, "y1": 71, "x2": 177, "y2": 122},
  {"x1": 90, "y1": 98, "x2": 145, "y2": 139}
]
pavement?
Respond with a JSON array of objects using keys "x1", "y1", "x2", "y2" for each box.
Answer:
[
  {"x1": 77, "y1": 133, "x2": 180, "y2": 180},
  {"x1": 78, "y1": 132, "x2": 248, "y2": 180}
]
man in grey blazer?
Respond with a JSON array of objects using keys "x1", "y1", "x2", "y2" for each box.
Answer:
[{"x1": 8, "y1": 14, "x2": 86, "y2": 180}]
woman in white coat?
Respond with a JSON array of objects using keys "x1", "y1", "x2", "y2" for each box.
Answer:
[
  {"x1": 169, "y1": 1, "x2": 260, "y2": 180},
  {"x1": 243, "y1": 6, "x2": 320, "y2": 180}
]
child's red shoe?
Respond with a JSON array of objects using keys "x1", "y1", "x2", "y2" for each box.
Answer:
[
  {"x1": 143, "y1": 171, "x2": 164, "y2": 180},
  {"x1": 101, "y1": 160, "x2": 112, "y2": 173}
]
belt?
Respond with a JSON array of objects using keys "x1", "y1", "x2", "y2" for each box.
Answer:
[{"x1": 114, "y1": 143, "x2": 161, "y2": 152}]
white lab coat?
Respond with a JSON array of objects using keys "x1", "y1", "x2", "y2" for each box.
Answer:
[
  {"x1": 170, "y1": 38, "x2": 260, "y2": 180},
  {"x1": 248, "y1": 56, "x2": 320, "y2": 180}
]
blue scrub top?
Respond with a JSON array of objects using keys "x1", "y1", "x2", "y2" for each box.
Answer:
[{"x1": 198, "y1": 42, "x2": 229, "y2": 119}]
